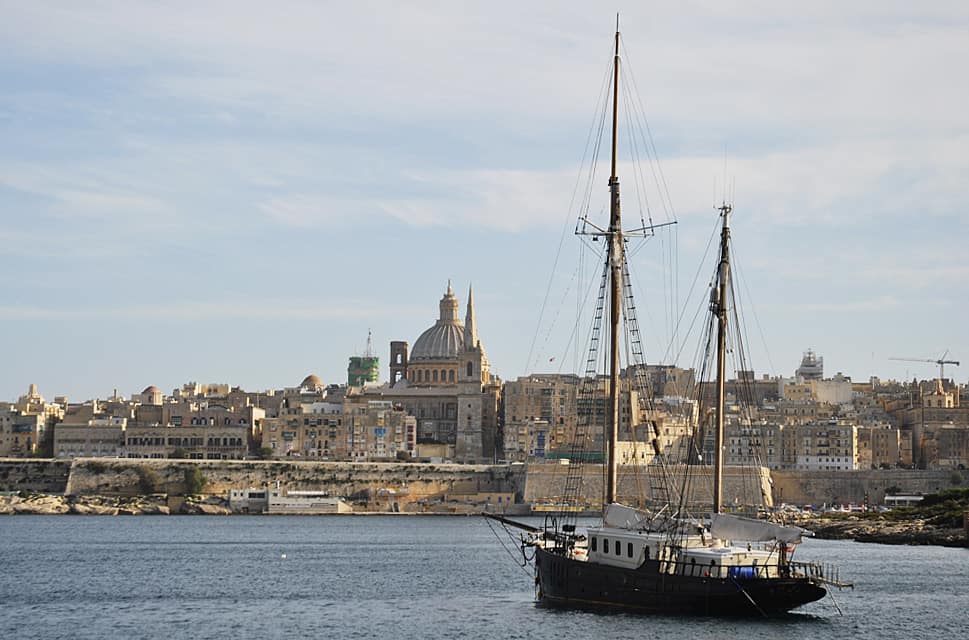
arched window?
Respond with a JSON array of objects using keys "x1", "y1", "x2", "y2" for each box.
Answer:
[
  {"x1": 448, "y1": 370, "x2": 455, "y2": 383},
  {"x1": 440, "y1": 369, "x2": 446, "y2": 382},
  {"x1": 467, "y1": 361, "x2": 473, "y2": 378},
  {"x1": 432, "y1": 370, "x2": 438, "y2": 382}
]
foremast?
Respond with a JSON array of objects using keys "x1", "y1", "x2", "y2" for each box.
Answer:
[
  {"x1": 712, "y1": 203, "x2": 731, "y2": 514},
  {"x1": 606, "y1": 26, "x2": 622, "y2": 508}
]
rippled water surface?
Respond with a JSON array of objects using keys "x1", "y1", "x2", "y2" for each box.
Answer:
[{"x1": 2, "y1": 515, "x2": 966, "y2": 639}]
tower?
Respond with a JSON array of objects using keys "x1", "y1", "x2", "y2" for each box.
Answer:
[
  {"x1": 348, "y1": 330, "x2": 380, "y2": 387},
  {"x1": 389, "y1": 341, "x2": 409, "y2": 387}
]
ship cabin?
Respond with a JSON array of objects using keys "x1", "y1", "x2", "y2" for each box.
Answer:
[{"x1": 583, "y1": 527, "x2": 679, "y2": 569}]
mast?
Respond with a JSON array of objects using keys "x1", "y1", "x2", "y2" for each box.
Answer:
[
  {"x1": 712, "y1": 203, "x2": 731, "y2": 514},
  {"x1": 606, "y1": 24, "x2": 622, "y2": 507}
]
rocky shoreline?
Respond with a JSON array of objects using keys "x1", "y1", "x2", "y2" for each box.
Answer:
[
  {"x1": 784, "y1": 514, "x2": 967, "y2": 548},
  {"x1": 5, "y1": 493, "x2": 967, "y2": 547},
  {"x1": 0, "y1": 493, "x2": 232, "y2": 516}
]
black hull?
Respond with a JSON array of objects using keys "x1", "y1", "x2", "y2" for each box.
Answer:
[{"x1": 535, "y1": 548, "x2": 826, "y2": 617}]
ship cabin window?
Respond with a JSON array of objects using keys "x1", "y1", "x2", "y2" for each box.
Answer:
[
  {"x1": 627, "y1": 542, "x2": 633, "y2": 558},
  {"x1": 615, "y1": 540, "x2": 621, "y2": 556},
  {"x1": 603, "y1": 538, "x2": 608, "y2": 553},
  {"x1": 590, "y1": 537, "x2": 597, "y2": 552}
]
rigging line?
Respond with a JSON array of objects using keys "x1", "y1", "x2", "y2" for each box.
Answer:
[
  {"x1": 731, "y1": 238, "x2": 777, "y2": 376},
  {"x1": 663, "y1": 217, "x2": 721, "y2": 366},
  {"x1": 619, "y1": 255, "x2": 684, "y2": 510},
  {"x1": 623, "y1": 62, "x2": 663, "y2": 227},
  {"x1": 525, "y1": 55, "x2": 612, "y2": 375},
  {"x1": 617, "y1": 42, "x2": 680, "y2": 356},
  {"x1": 484, "y1": 517, "x2": 534, "y2": 575},
  {"x1": 561, "y1": 247, "x2": 608, "y2": 376},
  {"x1": 576, "y1": 55, "x2": 614, "y2": 229},
  {"x1": 619, "y1": 72, "x2": 652, "y2": 236},
  {"x1": 577, "y1": 76, "x2": 610, "y2": 228},
  {"x1": 534, "y1": 261, "x2": 582, "y2": 375},
  {"x1": 621, "y1": 38, "x2": 678, "y2": 222}
]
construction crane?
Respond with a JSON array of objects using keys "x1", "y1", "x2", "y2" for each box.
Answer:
[{"x1": 889, "y1": 351, "x2": 960, "y2": 382}]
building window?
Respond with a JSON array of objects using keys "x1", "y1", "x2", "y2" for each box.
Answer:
[
  {"x1": 448, "y1": 370, "x2": 455, "y2": 383},
  {"x1": 433, "y1": 370, "x2": 438, "y2": 382},
  {"x1": 467, "y1": 362, "x2": 473, "y2": 377}
]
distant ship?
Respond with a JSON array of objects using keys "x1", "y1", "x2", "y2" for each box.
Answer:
[{"x1": 487, "y1": 23, "x2": 849, "y2": 616}]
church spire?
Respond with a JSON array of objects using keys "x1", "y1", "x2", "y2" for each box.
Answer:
[{"x1": 464, "y1": 284, "x2": 478, "y2": 350}]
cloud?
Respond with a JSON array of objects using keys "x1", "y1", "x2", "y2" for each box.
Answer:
[
  {"x1": 0, "y1": 299, "x2": 428, "y2": 322},
  {"x1": 771, "y1": 296, "x2": 901, "y2": 313}
]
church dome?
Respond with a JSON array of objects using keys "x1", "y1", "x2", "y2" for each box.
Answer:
[
  {"x1": 143, "y1": 386, "x2": 159, "y2": 394},
  {"x1": 411, "y1": 324, "x2": 464, "y2": 361},
  {"x1": 410, "y1": 282, "x2": 465, "y2": 362},
  {"x1": 301, "y1": 374, "x2": 323, "y2": 389}
]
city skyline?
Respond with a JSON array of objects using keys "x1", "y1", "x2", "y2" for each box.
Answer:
[{"x1": 2, "y1": 2, "x2": 967, "y2": 401}]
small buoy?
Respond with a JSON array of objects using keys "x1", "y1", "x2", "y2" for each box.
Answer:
[{"x1": 281, "y1": 553, "x2": 287, "y2": 559}]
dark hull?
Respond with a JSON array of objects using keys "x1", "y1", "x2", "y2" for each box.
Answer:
[{"x1": 535, "y1": 547, "x2": 826, "y2": 617}]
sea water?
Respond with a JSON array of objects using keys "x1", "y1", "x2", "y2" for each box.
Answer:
[{"x1": 1, "y1": 515, "x2": 966, "y2": 639}]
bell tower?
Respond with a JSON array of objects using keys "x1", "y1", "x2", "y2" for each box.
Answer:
[{"x1": 390, "y1": 341, "x2": 408, "y2": 387}]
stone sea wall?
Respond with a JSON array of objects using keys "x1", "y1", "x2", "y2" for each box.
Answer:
[
  {"x1": 523, "y1": 463, "x2": 774, "y2": 509},
  {"x1": 0, "y1": 458, "x2": 527, "y2": 502},
  {"x1": 2, "y1": 458, "x2": 964, "y2": 510},
  {"x1": 0, "y1": 459, "x2": 71, "y2": 493},
  {"x1": 771, "y1": 469, "x2": 964, "y2": 506}
]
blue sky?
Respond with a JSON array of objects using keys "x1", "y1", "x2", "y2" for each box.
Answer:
[{"x1": 1, "y1": 1, "x2": 967, "y2": 402}]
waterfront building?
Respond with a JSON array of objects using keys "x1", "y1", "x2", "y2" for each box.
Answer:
[
  {"x1": 0, "y1": 385, "x2": 66, "y2": 457},
  {"x1": 124, "y1": 399, "x2": 262, "y2": 459},
  {"x1": 0, "y1": 407, "x2": 46, "y2": 457},
  {"x1": 54, "y1": 418, "x2": 126, "y2": 458},
  {"x1": 855, "y1": 424, "x2": 902, "y2": 469},
  {"x1": 259, "y1": 380, "x2": 418, "y2": 461},
  {"x1": 793, "y1": 420, "x2": 859, "y2": 471},
  {"x1": 502, "y1": 374, "x2": 580, "y2": 461}
]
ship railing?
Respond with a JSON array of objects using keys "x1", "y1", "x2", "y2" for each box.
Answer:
[
  {"x1": 660, "y1": 559, "x2": 779, "y2": 579},
  {"x1": 659, "y1": 558, "x2": 850, "y2": 584},
  {"x1": 789, "y1": 561, "x2": 853, "y2": 588}
]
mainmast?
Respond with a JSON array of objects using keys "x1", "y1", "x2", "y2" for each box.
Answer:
[
  {"x1": 712, "y1": 203, "x2": 731, "y2": 514},
  {"x1": 605, "y1": 25, "x2": 622, "y2": 507}
]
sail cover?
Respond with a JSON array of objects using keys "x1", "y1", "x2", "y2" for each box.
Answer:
[
  {"x1": 710, "y1": 513, "x2": 811, "y2": 544},
  {"x1": 602, "y1": 503, "x2": 654, "y2": 530}
]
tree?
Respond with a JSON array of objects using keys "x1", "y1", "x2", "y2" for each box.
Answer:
[{"x1": 184, "y1": 466, "x2": 207, "y2": 495}]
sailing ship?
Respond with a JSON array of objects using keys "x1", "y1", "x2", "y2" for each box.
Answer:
[{"x1": 486, "y1": 25, "x2": 849, "y2": 616}]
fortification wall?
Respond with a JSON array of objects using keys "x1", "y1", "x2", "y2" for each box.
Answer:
[
  {"x1": 771, "y1": 469, "x2": 965, "y2": 506},
  {"x1": 5, "y1": 458, "x2": 961, "y2": 509},
  {"x1": 523, "y1": 463, "x2": 773, "y2": 509},
  {"x1": 62, "y1": 458, "x2": 527, "y2": 501},
  {"x1": 0, "y1": 458, "x2": 71, "y2": 493}
]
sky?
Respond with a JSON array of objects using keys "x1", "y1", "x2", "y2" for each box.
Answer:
[{"x1": 1, "y1": 1, "x2": 967, "y2": 402}]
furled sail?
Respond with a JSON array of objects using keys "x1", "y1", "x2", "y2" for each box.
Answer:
[
  {"x1": 602, "y1": 503, "x2": 652, "y2": 529},
  {"x1": 711, "y1": 513, "x2": 811, "y2": 544}
]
